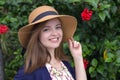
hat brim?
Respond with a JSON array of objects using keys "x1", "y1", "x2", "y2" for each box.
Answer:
[{"x1": 18, "y1": 15, "x2": 77, "y2": 48}]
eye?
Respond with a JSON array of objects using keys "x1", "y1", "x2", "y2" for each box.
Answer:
[
  {"x1": 42, "y1": 28, "x2": 50, "y2": 32},
  {"x1": 56, "y1": 24, "x2": 62, "y2": 29}
]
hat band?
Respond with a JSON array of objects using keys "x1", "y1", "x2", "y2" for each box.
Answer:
[{"x1": 32, "y1": 11, "x2": 58, "y2": 22}]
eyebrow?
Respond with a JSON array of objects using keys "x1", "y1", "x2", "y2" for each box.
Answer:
[{"x1": 44, "y1": 24, "x2": 61, "y2": 28}]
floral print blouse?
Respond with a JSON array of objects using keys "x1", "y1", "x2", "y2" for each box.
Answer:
[{"x1": 46, "y1": 61, "x2": 74, "y2": 80}]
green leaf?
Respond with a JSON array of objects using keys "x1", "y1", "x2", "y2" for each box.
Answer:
[
  {"x1": 91, "y1": 58, "x2": 98, "y2": 67},
  {"x1": 10, "y1": 18, "x2": 17, "y2": 23},
  {"x1": 105, "y1": 53, "x2": 115, "y2": 62},
  {"x1": 97, "y1": 65, "x2": 104, "y2": 75},
  {"x1": 111, "y1": 6, "x2": 117, "y2": 14},
  {"x1": 109, "y1": 21, "x2": 115, "y2": 28},
  {"x1": 99, "y1": 12, "x2": 106, "y2": 22},
  {"x1": 99, "y1": 4, "x2": 111, "y2": 10},
  {"x1": 68, "y1": 0, "x2": 81, "y2": 3},
  {"x1": 48, "y1": 0, "x2": 54, "y2": 3},
  {"x1": 84, "y1": 0, "x2": 99, "y2": 8},
  {"x1": 89, "y1": 66, "x2": 95, "y2": 74},
  {"x1": 105, "y1": 58, "x2": 113, "y2": 62},
  {"x1": 0, "y1": 0, "x2": 5, "y2": 5},
  {"x1": 107, "y1": 53, "x2": 115, "y2": 58},
  {"x1": 104, "y1": 10, "x2": 110, "y2": 19},
  {"x1": 116, "y1": 58, "x2": 120, "y2": 64},
  {"x1": 74, "y1": 35, "x2": 80, "y2": 41}
]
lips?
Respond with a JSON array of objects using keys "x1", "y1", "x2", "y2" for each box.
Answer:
[{"x1": 49, "y1": 37, "x2": 59, "y2": 42}]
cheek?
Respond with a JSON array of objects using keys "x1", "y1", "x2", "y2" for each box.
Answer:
[
  {"x1": 59, "y1": 29, "x2": 63, "y2": 36},
  {"x1": 39, "y1": 32, "x2": 46, "y2": 44},
  {"x1": 61, "y1": 30, "x2": 63, "y2": 38}
]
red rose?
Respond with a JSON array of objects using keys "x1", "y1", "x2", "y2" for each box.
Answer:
[
  {"x1": 83, "y1": 59, "x2": 89, "y2": 69},
  {"x1": 0, "y1": 24, "x2": 9, "y2": 34},
  {"x1": 81, "y1": 8, "x2": 93, "y2": 21}
]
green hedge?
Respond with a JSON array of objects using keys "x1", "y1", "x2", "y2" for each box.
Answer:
[{"x1": 0, "y1": 0, "x2": 120, "y2": 80}]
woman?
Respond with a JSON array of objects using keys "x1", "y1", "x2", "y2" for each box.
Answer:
[{"x1": 14, "y1": 5, "x2": 87, "y2": 80}]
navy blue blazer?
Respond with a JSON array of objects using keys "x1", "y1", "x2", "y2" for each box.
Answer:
[{"x1": 14, "y1": 61, "x2": 76, "y2": 80}]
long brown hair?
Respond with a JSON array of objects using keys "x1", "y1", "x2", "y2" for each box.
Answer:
[{"x1": 24, "y1": 20, "x2": 69, "y2": 73}]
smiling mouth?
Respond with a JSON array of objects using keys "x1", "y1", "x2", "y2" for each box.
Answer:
[{"x1": 49, "y1": 37, "x2": 59, "y2": 42}]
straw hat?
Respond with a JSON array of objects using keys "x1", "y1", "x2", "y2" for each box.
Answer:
[{"x1": 18, "y1": 5, "x2": 77, "y2": 48}]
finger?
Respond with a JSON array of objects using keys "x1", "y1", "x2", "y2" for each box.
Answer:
[
  {"x1": 69, "y1": 37, "x2": 78, "y2": 48},
  {"x1": 73, "y1": 41, "x2": 79, "y2": 48},
  {"x1": 70, "y1": 37, "x2": 74, "y2": 42},
  {"x1": 68, "y1": 38, "x2": 73, "y2": 48},
  {"x1": 70, "y1": 37, "x2": 76, "y2": 47}
]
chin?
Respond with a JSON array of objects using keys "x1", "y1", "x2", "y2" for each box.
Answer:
[{"x1": 47, "y1": 44, "x2": 60, "y2": 49}]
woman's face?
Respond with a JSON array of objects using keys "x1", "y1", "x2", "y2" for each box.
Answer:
[{"x1": 39, "y1": 18, "x2": 63, "y2": 49}]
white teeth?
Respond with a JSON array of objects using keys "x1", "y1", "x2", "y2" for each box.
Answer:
[
  {"x1": 52, "y1": 38, "x2": 57, "y2": 40},
  {"x1": 50, "y1": 38, "x2": 58, "y2": 41}
]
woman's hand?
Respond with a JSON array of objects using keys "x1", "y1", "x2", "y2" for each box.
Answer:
[
  {"x1": 68, "y1": 38, "x2": 82, "y2": 59},
  {"x1": 68, "y1": 38, "x2": 87, "y2": 80}
]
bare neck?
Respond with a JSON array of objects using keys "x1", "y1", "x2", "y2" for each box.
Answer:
[{"x1": 47, "y1": 48, "x2": 60, "y2": 64}]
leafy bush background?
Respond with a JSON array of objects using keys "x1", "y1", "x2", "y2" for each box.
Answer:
[{"x1": 0, "y1": 0, "x2": 120, "y2": 80}]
